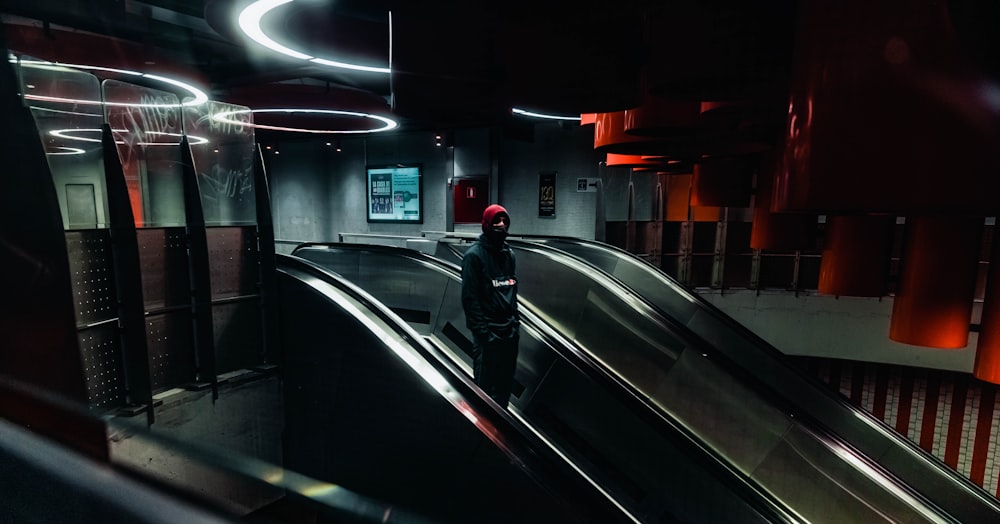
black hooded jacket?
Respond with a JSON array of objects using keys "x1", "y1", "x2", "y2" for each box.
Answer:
[{"x1": 461, "y1": 234, "x2": 519, "y2": 343}]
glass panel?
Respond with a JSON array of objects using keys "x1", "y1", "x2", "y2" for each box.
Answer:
[
  {"x1": 296, "y1": 243, "x2": 945, "y2": 522},
  {"x1": 516, "y1": 236, "x2": 998, "y2": 522},
  {"x1": 661, "y1": 221, "x2": 684, "y2": 254},
  {"x1": 65, "y1": 184, "x2": 98, "y2": 229},
  {"x1": 689, "y1": 254, "x2": 715, "y2": 288},
  {"x1": 102, "y1": 79, "x2": 186, "y2": 228},
  {"x1": 502, "y1": 241, "x2": 944, "y2": 522},
  {"x1": 525, "y1": 238, "x2": 702, "y2": 326},
  {"x1": 292, "y1": 245, "x2": 786, "y2": 522},
  {"x1": 759, "y1": 252, "x2": 796, "y2": 289},
  {"x1": 14, "y1": 54, "x2": 108, "y2": 229},
  {"x1": 798, "y1": 254, "x2": 822, "y2": 290},
  {"x1": 184, "y1": 101, "x2": 257, "y2": 226},
  {"x1": 600, "y1": 165, "x2": 632, "y2": 222},
  {"x1": 691, "y1": 221, "x2": 717, "y2": 253},
  {"x1": 630, "y1": 170, "x2": 658, "y2": 221},
  {"x1": 724, "y1": 222, "x2": 754, "y2": 288}
]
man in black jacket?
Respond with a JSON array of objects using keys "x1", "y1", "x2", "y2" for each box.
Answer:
[{"x1": 461, "y1": 204, "x2": 519, "y2": 407}]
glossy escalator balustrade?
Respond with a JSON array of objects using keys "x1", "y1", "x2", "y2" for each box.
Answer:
[
  {"x1": 291, "y1": 241, "x2": 948, "y2": 523},
  {"x1": 275, "y1": 253, "x2": 632, "y2": 524},
  {"x1": 496, "y1": 234, "x2": 1000, "y2": 524},
  {"x1": 432, "y1": 236, "x2": 961, "y2": 524}
]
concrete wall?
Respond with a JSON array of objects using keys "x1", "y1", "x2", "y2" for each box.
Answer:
[
  {"x1": 263, "y1": 121, "x2": 981, "y2": 375},
  {"x1": 254, "y1": 121, "x2": 1000, "y2": 499},
  {"x1": 498, "y1": 123, "x2": 604, "y2": 238},
  {"x1": 701, "y1": 290, "x2": 978, "y2": 373},
  {"x1": 267, "y1": 122, "x2": 604, "y2": 243}
]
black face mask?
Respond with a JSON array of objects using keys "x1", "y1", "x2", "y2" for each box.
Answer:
[{"x1": 486, "y1": 223, "x2": 508, "y2": 243}]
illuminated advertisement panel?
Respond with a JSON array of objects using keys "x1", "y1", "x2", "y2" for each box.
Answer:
[{"x1": 366, "y1": 164, "x2": 423, "y2": 223}]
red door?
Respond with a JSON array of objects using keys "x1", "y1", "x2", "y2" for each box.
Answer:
[{"x1": 453, "y1": 177, "x2": 489, "y2": 224}]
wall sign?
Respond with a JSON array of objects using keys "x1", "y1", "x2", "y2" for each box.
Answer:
[
  {"x1": 539, "y1": 171, "x2": 556, "y2": 217},
  {"x1": 577, "y1": 177, "x2": 599, "y2": 192},
  {"x1": 367, "y1": 164, "x2": 423, "y2": 223}
]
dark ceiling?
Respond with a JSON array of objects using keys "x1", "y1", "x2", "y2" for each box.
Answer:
[{"x1": 0, "y1": 1, "x2": 997, "y2": 144}]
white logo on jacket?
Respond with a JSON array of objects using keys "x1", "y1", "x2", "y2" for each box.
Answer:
[{"x1": 491, "y1": 278, "x2": 517, "y2": 288}]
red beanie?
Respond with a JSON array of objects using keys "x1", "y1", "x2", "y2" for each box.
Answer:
[{"x1": 482, "y1": 204, "x2": 510, "y2": 232}]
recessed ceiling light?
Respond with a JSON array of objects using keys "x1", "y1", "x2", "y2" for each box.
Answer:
[
  {"x1": 512, "y1": 108, "x2": 582, "y2": 121},
  {"x1": 238, "y1": 0, "x2": 391, "y2": 74},
  {"x1": 212, "y1": 108, "x2": 398, "y2": 134}
]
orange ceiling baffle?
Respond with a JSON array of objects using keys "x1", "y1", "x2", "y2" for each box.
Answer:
[
  {"x1": 605, "y1": 153, "x2": 660, "y2": 168},
  {"x1": 622, "y1": 96, "x2": 701, "y2": 138},
  {"x1": 818, "y1": 215, "x2": 895, "y2": 297},
  {"x1": 749, "y1": 151, "x2": 817, "y2": 251},
  {"x1": 594, "y1": 111, "x2": 649, "y2": 153},
  {"x1": 594, "y1": 111, "x2": 685, "y2": 157},
  {"x1": 974, "y1": 233, "x2": 1000, "y2": 383},
  {"x1": 889, "y1": 216, "x2": 983, "y2": 349},
  {"x1": 662, "y1": 173, "x2": 720, "y2": 222},
  {"x1": 662, "y1": 173, "x2": 690, "y2": 222},
  {"x1": 773, "y1": 0, "x2": 1000, "y2": 216}
]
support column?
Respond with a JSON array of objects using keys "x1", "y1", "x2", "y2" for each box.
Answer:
[
  {"x1": 889, "y1": 216, "x2": 982, "y2": 348},
  {"x1": 818, "y1": 215, "x2": 894, "y2": 297},
  {"x1": 974, "y1": 225, "x2": 1000, "y2": 383}
]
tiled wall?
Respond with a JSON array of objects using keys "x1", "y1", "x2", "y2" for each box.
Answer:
[{"x1": 796, "y1": 356, "x2": 1000, "y2": 496}]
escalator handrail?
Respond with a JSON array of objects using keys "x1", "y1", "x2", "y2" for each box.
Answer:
[
  {"x1": 300, "y1": 235, "x2": 995, "y2": 518},
  {"x1": 277, "y1": 253, "x2": 636, "y2": 524},
  {"x1": 508, "y1": 234, "x2": 1000, "y2": 514},
  {"x1": 289, "y1": 242, "x2": 839, "y2": 524},
  {"x1": 435, "y1": 236, "x2": 962, "y2": 522},
  {"x1": 292, "y1": 242, "x2": 762, "y2": 479}
]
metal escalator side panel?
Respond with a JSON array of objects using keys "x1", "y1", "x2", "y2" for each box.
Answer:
[
  {"x1": 522, "y1": 235, "x2": 1000, "y2": 523},
  {"x1": 289, "y1": 244, "x2": 800, "y2": 523},
  {"x1": 499, "y1": 240, "x2": 953, "y2": 524},
  {"x1": 275, "y1": 255, "x2": 631, "y2": 524}
]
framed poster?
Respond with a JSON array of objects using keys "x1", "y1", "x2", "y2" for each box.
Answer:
[
  {"x1": 539, "y1": 171, "x2": 556, "y2": 217},
  {"x1": 367, "y1": 164, "x2": 423, "y2": 223}
]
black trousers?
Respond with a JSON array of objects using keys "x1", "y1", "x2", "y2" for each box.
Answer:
[{"x1": 472, "y1": 335, "x2": 519, "y2": 407}]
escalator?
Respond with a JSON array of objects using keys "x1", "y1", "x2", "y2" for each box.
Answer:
[
  {"x1": 275, "y1": 253, "x2": 629, "y2": 524},
  {"x1": 291, "y1": 242, "x2": 949, "y2": 523},
  {"x1": 479, "y1": 234, "x2": 1000, "y2": 524}
]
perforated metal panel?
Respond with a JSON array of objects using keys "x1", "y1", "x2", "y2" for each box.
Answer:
[
  {"x1": 207, "y1": 226, "x2": 260, "y2": 298},
  {"x1": 137, "y1": 227, "x2": 190, "y2": 310},
  {"x1": 65, "y1": 230, "x2": 117, "y2": 326},
  {"x1": 145, "y1": 311, "x2": 195, "y2": 392},
  {"x1": 78, "y1": 324, "x2": 125, "y2": 411}
]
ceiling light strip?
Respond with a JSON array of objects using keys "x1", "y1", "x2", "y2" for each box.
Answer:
[
  {"x1": 14, "y1": 59, "x2": 209, "y2": 107},
  {"x1": 212, "y1": 108, "x2": 398, "y2": 134},
  {"x1": 239, "y1": 0, "x2": 391, "y2": 74},
  {"x1": 50, "y1": 128, "x2": 209, "y2": 145},
  {"x1": 512, "y1": 108, "x2": 582, "y2": 121}
]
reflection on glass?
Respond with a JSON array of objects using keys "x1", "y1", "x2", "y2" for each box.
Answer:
[
  {"x1": 103, "y1": 79, "x2": 187, "y2": 228},
  {"x1": 15, "y1": 53, "x2": 109, "y2": 230},
  {"x1": 184, "y1": 101, "x2": 257, "y2": 226},
  {"x1": 499, "y1": 240, "x2": 946, "y2": 523},
  {"x1": 13, "y1": 57, "x2": 209, "y2": 107}
]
